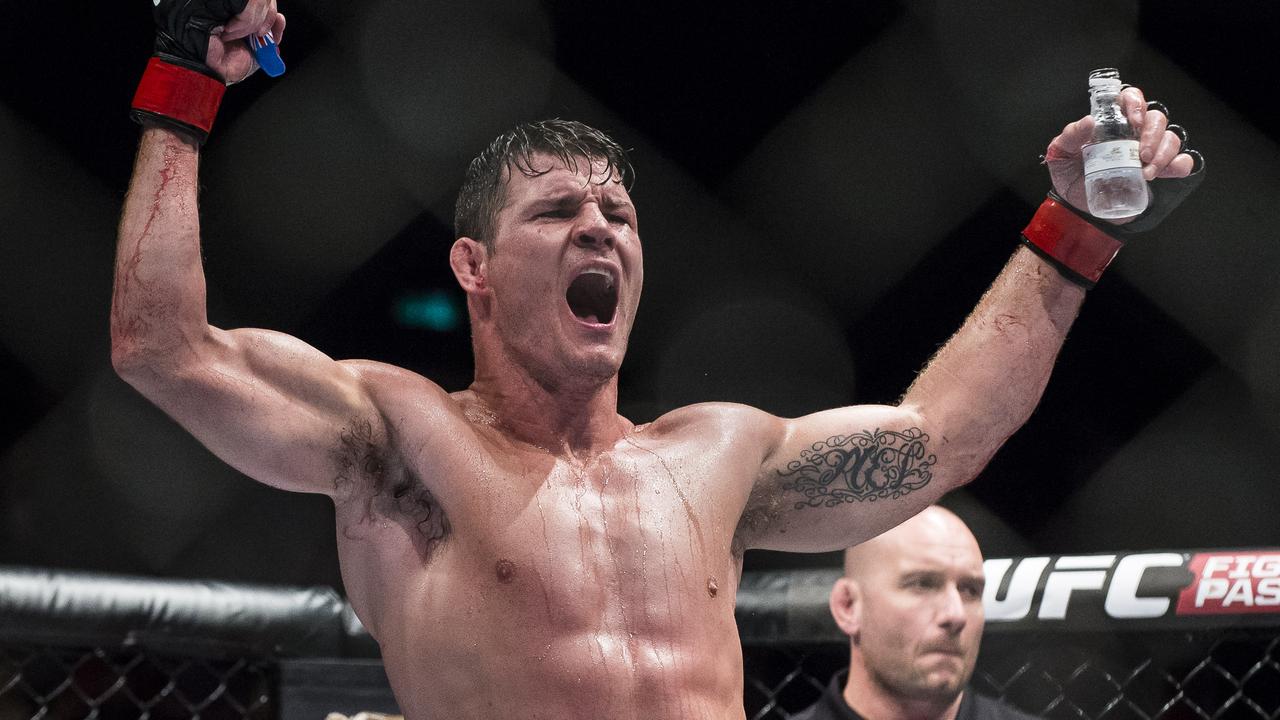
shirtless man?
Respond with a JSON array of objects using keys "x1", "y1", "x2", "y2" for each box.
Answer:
[{"x1": 112, "y1": 1, "x2": 1197, "y2": 718}]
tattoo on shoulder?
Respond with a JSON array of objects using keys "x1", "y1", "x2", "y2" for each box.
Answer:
[{"x1": 778, "y1": 428, "x2": 936, "y2": 509}]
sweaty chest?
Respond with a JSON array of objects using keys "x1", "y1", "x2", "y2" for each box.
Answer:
[
  {"x1": 474, "y1": 450, "x2": 726, "y2": 582},
  {"x1": 452, "y1": 450, "x2": 741, "y2": 644},
  {"x1": 336, "y1": 430, "x2": 749, "y2": 646}
]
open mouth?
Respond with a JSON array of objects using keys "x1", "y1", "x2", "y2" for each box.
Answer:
[{"x1": 566, "y1": 269, "x2": 618, "y2": 325}]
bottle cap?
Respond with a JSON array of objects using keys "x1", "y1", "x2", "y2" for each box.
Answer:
[{"x1": 1088, "y1": 67, "x2": 1121, "y2": 91}]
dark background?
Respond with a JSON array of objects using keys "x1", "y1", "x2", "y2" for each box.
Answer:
[{"x1": 1, "y1": 0, "x2": 1278, "y2": 591}]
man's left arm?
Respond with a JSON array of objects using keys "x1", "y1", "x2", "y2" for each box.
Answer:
[{"x1": 736, "y1": 85, "x2": 1195, "y2": 553}]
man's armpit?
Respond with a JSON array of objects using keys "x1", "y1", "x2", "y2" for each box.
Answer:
[
  {"x1": 332, "y1": 418, "x2": 388, "y2": 498},
  {"x1": 331, "y1": 417, "x2": 450, "y2": 558},
  {"x1": 777, "y1": 428, "x2": 936, "y2": 509}
]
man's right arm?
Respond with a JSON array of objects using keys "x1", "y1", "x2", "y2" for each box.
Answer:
[{"x1": 111, "y1": 126, "x2": 382, "y2": 496}]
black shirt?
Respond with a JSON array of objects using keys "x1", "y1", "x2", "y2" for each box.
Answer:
[{"x1": 791, "y1": 670, "x2": 1042, "y2": 720}]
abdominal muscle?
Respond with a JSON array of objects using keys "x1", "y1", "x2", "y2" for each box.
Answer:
[
  {"x1": 334, "y1": 436, "x2": 750, "y2": 720},
  {"x1": 378, "y1": 589, "x2": 746, "y2": 720}
]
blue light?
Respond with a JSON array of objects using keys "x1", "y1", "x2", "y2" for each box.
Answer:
[{"x1": 394, "y1": 290, "x2": 462, "y2": 332}]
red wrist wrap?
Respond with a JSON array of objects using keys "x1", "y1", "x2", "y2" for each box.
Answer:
[
  {"x1": 1021, "y1": 195, "x2": 1123, "y2": 287},
  {"x1": 131, "y1": 57, "x2": 226, "y2": 136}
]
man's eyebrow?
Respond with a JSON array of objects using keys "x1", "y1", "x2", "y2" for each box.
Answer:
[
  {"x1": 602, "y1": 196, "x2": 635, "y2": 210},
  {"x1": 522, "y1": 190, "x2": 581, "y2": 208},
  {"x1": 523, "y1": 191, "x2": 633, "y2": 213},
  {"x1": 949, "y1": 571, "x2": 986, "y2": 589}
]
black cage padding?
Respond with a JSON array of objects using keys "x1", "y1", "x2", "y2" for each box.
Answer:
[
  {"x1": 737, "y1": 568, "x2": 843, "y2": 645},
  {"x1": 0, "y1": 567, "x2": 352, "y2": 658}
]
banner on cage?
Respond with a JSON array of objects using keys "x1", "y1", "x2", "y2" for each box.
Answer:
[{"x1": 983, "y1": 549, "x2": 1280, "y2": 631}]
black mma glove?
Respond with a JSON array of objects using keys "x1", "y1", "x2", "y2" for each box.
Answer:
[
  {"x1": 1025, "y1": 106, "x2": 1205, "y2": 288},
  {"x1": 1110, "y1": 147, "x2": 1206, "y2": 236},
  {"x1": 130, "y1": 0, "x2": 249, "y2": 145}
]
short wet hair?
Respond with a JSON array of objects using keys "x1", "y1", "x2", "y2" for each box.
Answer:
[{"x1": 454, "y1": 119, "x2": 635, "y2": 251}]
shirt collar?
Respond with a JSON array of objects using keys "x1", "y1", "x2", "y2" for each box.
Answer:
[
  {"x1": 825, "y1": 669, "x2": 971, "y2": 720},
  {"x1": 822, "y1": 669, "x2": 865, "y2": 720}
]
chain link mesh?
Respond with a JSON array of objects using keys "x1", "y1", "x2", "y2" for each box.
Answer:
[
  {"x1": 0, "y1": 644, "x2": 273, "y2": 720},
  {"x1": 742, "y1": 630, "x2": 1280, "y2": 720},
  {"x1": 3, "y1": 629, "x2": 1278, "y2": 719}
]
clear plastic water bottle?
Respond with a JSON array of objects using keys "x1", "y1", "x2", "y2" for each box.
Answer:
[{"x1": 1082, "y1": 68, "x2": 1149, "y2": 219}]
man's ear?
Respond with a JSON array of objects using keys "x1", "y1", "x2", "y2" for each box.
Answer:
[
  {"x1": 829, "y1": 578, "x2": 862, "y2": 640},
  {"x1": 450, "y1": 237, "x2": 488, "y2": 293}
]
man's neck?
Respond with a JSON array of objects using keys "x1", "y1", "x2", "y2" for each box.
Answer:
[
  {"x1": 466, "y1": 357, "x2": 629, "y2": 461},
  {"x1": 842, "y1": 671, "x2": 964, "y2": 720}
]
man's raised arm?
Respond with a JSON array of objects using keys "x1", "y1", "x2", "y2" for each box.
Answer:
[
  {"x1": 111, "y1": 0, "x2": 383, "y2": 497},
  {"x1": 736, "y1": 84, "x2": 1198, "y2": 553}
]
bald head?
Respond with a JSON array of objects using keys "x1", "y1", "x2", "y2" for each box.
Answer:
[
  {"x1": 843, "y1": 506, "x2": 982, "y2": 581},
  {"x1": 830, "y1": 506, "x2": 987, "y2": 713}
]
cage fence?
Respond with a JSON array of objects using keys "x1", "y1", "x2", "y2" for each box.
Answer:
[
  {"x1": 3, "y1": 551, "x2": 1278, "y2": 720},
  {"x1": 740, "y1": 630, "x2": 1280, "y2": 720},
  {"x1": 0, "y1": 644, "x2": 273, "y2": 720}
]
